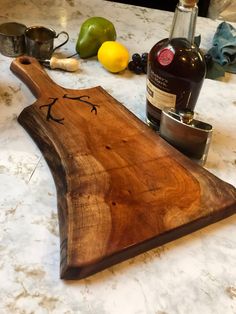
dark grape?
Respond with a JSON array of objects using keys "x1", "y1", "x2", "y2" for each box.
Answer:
[
  {"x1": 142, "y1": 64, "x2": 147, "y2": 74},
  {"x1": 128, "y1": 52, "x2": 148, "y2": 74},
  {"x1": 141, "y1": 56, "x2": 147, "y2": 65},
  {"x1": 128, "y1": 60, "x2": 136, "y2": 71},
  {"x1": 134, "y1": 65, "x2": 143, "y2": 74},
  {"x1": 141, "y1": 52, "x2": 148, "y2": 62},
  {"x1": 132, "y1": 53, "x2": 141, "y2": 64}
]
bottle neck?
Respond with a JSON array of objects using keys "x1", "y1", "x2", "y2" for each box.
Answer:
[{"x1": 169, "y1": 2, "x2": 198, "y2": 44}]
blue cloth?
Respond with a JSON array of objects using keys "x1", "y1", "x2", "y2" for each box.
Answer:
[{"x1": 208, "y1": 22, "x2": 236, "y2": 73}]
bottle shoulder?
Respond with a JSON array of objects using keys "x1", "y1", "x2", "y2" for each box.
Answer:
[
  {"x1": 149, "y1": 37, "x2": 206, "y2": 78},
  {"x1": 150, "y1": 38, "x2": 202, "y2": 54}
]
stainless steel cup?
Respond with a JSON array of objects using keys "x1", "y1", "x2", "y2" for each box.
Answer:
[
  {"x1": 24, "y1": 26, "x2": 69, "y2": 60},
  {"x1": 159, "y1": 107, "x2": 213, "y2": 165},
  {"x1": 0, "y1": 22, "x2": 27, "y2": 57}
]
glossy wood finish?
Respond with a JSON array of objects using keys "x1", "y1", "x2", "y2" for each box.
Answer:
[{"x1": 11, "y1": 56, "x2": 236, "y2": 279}]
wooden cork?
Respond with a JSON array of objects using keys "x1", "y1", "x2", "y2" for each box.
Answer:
[{"x1": 180, "y1": 0, "x2": 198, "y2": 7}]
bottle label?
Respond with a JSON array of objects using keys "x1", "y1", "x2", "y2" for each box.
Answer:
[
  {"x1": 147, "y1": 79, "x2": 176, "y2": 110},
  {"x1": 157, "y1": 47, "x2": 175, "y2": 66}
]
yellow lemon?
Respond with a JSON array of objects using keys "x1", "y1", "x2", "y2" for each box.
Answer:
[{"x1": 97, "y1": 41, "x2": 129, "y2": 73}]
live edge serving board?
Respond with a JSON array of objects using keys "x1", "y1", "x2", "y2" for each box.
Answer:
[{"x1": 11, "y1": 56, "x2": 236, "y2": 280}]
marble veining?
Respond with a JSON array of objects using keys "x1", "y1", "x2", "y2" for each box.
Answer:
[{"x1": 1, "y1": 0, "x2": 236, "y2": 313}]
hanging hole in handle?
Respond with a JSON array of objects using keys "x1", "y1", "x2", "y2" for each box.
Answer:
[{"x1": 19, "y1": 57, "x2": 32, "y2": 65}]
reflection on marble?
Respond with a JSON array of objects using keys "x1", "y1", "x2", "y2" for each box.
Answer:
[{"x1": 1, "y1": 0, "x2": 236, "y2": 313}]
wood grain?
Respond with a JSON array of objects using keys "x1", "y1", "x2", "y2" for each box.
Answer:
[{"x1": 10, "y1": 56, "x2": 236, "y2": 279}]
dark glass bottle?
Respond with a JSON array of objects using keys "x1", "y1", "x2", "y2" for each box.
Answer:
[{"x1": 146, "y1": 0, "x2": 206, "y2": 130}]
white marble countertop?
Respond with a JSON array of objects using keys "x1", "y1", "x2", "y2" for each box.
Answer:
[{"x1": 1, "y1": 1, "x2": 236, "y2": 313}]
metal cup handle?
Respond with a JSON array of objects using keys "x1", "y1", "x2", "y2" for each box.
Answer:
[{"x1": 53, "y1": 31, "x2": 69, "y2": 52}]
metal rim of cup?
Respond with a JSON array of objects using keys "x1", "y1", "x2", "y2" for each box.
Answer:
[
  {"x1": 0, "y1": 22, "x2": 27, "y2": 37},
  {"x1": 24, "y1": 26, "x2": 57, "y2": 42}
]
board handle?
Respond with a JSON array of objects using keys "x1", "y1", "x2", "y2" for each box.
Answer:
[{"x1": 10, "y1": 56, "x2": 61, "y2": 100}]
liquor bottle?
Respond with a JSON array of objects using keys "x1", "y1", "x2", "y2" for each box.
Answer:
[{"x1": 146, "y1": 0, "x2": 206, "y2": 130}]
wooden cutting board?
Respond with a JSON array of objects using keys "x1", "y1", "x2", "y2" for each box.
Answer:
[{"x1": 11, "y1": 56, "x2": 236, "y2": 280}]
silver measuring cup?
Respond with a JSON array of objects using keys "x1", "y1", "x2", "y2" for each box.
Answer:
[
  {"x1": 0, "y1": 22, "x2": 27, "y2": 57},
  {"x1": 24, "y1": 26, "x2": 69, "y2": 60}
]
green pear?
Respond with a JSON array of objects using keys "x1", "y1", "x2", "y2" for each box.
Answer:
[{"x1": 76, "y1": 17, "x2": 117, "y2": 59}]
